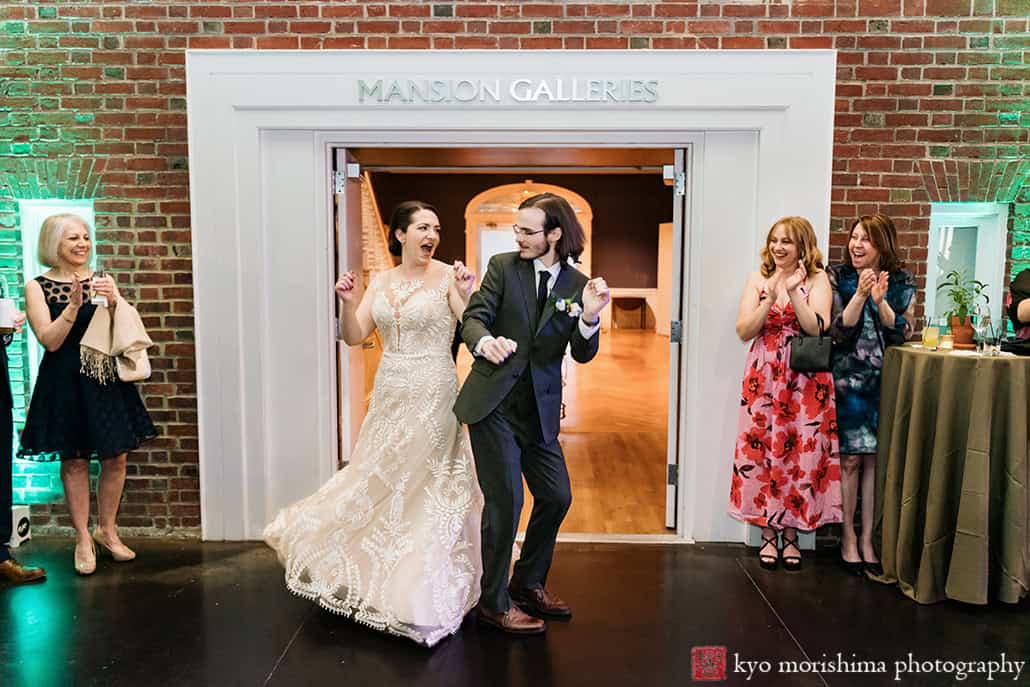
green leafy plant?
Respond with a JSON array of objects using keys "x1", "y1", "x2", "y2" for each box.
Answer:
[{"x1": 936, "y1": 269, "x2": 989, "y2": 320}]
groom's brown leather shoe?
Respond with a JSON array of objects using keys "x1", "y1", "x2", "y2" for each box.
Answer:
[
  {"x1": 0, "y1": 558, "x2": 46, "y2": 585},
  {"x1": 509, "y1": 585, "x2": 572, "y2": 619},
  {"x1": 476, "y1": 603, "x2": 546, "y2": 635}
]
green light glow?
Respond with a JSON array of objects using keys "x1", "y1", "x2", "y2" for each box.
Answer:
[{"x1": 4, "y1": 577, "x2": 71, "y2": 685}]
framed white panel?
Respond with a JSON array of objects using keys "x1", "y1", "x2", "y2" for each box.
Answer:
[
  {"x1": 256, "y1": 131, "x2": 337, "y2": 534},
  {"x1": 680, "y1": 131, "x2": 757, "y2": 545},
  {"x1": 924, "y1": 202, "x2": 1009, "y2": 326},
  {"x1": 17, "y1": 199, "x2": 96, "y2": 390}
]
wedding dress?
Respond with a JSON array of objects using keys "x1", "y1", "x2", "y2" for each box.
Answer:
[{"x1": 265, "y1": 268, "x2": 482, "y2": 647}]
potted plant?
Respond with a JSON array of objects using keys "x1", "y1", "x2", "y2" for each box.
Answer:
[{"x1": 936, "y1": 269, "x2": 989, "y2": 349}]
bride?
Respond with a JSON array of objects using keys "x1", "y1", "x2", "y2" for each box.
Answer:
[{"x1": 264, "y1": 200, "x2": 483, "y2": 647}]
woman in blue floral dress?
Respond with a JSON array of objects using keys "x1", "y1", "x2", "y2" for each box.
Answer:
[{"x1": 829, "y1": 214, "x2": 915, "y2": 576}]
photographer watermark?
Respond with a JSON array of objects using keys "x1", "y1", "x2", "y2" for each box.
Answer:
[
  {"x1": 893, "y1": 654, "x2": 1024, "y2": 682},
  {"x1": 692, "y1": 648, "x2": 1025, "y2": 682}
]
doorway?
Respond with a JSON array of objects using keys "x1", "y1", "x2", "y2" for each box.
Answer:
[{"x1": 333, "y1": 146, "x2": 687, "y2": 537}]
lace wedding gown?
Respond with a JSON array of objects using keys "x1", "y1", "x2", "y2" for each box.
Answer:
[{"x1": 264, "y1": 268, "x2": 483, "y2": 647}]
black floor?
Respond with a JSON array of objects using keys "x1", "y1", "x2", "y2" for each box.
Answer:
[{"x1": 1, "y1": 538, "x2": 1027, "y2": 687}]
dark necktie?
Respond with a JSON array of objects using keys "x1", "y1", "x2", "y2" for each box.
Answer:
[{"x1": 536, "y1": 270, "x2": 550, "y2": 320}]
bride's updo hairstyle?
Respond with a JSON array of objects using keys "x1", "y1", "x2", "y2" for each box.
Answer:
[{"x1": 388, "y1": 200, "x2": 440, "y2": 257}]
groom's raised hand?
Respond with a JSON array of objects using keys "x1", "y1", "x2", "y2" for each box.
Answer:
[
  {"x1": 582, "y1": 277, "x2": 611, "y2": 323},
  {"x1": 480, "y1": 336, "x2": 518, "y2": 365}
]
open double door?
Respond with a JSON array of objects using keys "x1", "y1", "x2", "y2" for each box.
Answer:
[{"x1": 331, "y1": 146, "x2": 690, "y2": 534}]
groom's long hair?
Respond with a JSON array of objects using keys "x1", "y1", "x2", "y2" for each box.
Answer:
[{"x1": 518, "y1": 192, "x2": 586, "y2": 265}]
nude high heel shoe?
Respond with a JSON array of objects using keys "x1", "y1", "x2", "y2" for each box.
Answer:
[
  {"x1": 74, "y1": 541, "x2": 96, "y2": 576},
  {"x1": 93, "y1": 529, "x2": 136, "y2": 562}
]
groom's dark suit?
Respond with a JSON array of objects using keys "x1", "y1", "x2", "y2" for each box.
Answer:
[{"x1": 455, "y1": 252, "x2": 599, "y2": 613}]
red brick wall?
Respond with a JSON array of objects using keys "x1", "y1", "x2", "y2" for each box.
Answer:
[{"x1": 1, "y1": 0, "x2": 1027, "y2": 535}]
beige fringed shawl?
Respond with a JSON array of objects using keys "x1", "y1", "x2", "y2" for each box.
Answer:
[{"x1": 80, "y1": 299, "x2": 153, "y2": 384}]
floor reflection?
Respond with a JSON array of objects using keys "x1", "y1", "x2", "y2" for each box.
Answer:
[{"x1": 2, "y1": 539, "x2": 1027, "y2": 687}]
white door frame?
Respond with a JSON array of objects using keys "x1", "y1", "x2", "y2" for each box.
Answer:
[
  {"x1": 923, "y1": 202, "x2": 1009, "y2": 326},
  {"x1": 186, "y1": 50, "x2": 836, "y2": 541}
]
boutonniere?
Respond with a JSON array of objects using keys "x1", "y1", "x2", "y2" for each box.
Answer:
[{"x1": 550, "y1": 294, "x2": 583, "y2": 318}]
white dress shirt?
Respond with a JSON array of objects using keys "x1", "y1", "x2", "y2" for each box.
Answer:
[{"x1": 474, "y1": 257, "x2": 600, "y2": 356}]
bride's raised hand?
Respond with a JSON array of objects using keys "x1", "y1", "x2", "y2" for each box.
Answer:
[
  {"x1": 453, "y1": 261, "x2": 475, "y2": 299},
  {"x1": 335, "y1": 271, "x2": 358, "y2": 304}
]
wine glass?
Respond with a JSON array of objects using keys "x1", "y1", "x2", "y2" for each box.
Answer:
[{"x1": 972, "y1": 305, "x2": 991, "y2": 355}]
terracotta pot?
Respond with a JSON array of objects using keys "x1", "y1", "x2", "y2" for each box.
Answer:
[{"x1": 950, "y1": 315, "x2": 975, "y2": 349}]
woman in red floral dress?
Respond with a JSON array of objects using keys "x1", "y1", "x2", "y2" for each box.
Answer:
[{"x1": 730, "y1": 217, "x2": 842, "y2": 571}]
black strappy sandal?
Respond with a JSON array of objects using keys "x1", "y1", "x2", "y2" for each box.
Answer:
[
  {"x1": 758, "y1": 531, "x2": 779, "y2": 570},
  {"x1": 781, "y1": 532, "x2": 802, "y2": 572}
]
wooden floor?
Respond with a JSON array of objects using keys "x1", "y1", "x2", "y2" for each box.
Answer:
[
  {"x1": 10, "y1": 539, "x2": 1028, "y2": 687},
  {"x1": 457, "y1": 328, "x2": 671, "y2": 535}
]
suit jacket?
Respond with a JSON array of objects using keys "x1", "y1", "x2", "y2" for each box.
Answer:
[{"x1": 454, "y1": 252, "x2": 599, "y2": 442}]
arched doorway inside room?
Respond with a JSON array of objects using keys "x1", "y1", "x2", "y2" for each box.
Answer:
[
  {"x1": 356, "y1": 148, "x2": 681, "y2": 536},
  {"x1": 464, "y1": 180, "x2": 593, "y2": 280}
]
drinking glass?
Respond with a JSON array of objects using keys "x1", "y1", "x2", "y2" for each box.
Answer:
[
  {"x1": 972, "y1": 306, "x2": 991, "y2": 355},
  {"x1": 91, "y1": 262, "x2": 109, "y2": 307},
  {"x1": 921, "y1": 319, "x2": 940, "y2": 350},
  {"x1": 987, "y1": 314, "x2": 1003, "y2": 356}
]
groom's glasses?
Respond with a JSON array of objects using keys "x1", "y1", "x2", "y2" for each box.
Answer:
[{"x1": 512, "y1": 225, "x2": 546, "y2": 237}]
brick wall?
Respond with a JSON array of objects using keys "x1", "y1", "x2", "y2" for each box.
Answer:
[{"x1": 0, "y1": 0, "x2": 1027, "y2": 536}]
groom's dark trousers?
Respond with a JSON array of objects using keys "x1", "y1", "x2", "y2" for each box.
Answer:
[
  {"x1": 455, "y1": 252, "x2": 598, "y2": 613},
  {"x1": 467, "y1": 370, "x2": 571, "y2": 612}
]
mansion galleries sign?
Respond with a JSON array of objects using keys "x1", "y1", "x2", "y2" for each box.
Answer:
[{"x1": 357, "y1": 78, "x2": 660, "y2": 105}]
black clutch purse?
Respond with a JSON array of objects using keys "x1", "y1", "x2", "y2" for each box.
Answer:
[{"x1": 788, "y1": 314, "x2": 832, "y2": 373}]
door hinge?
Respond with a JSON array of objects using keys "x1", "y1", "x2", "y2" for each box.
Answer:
[
  {"x1": 667, "y1": 464, "x2": 679, "y2": 485},
  {"x1": 333, "y1": 164, "x2": 361, "y2": 193},
  {"x1": 670, "y1": 320, "x2": 683, "y2": 343},
  {"x1": 664, "y1": 165, "x2": 686, "y2": 196}
]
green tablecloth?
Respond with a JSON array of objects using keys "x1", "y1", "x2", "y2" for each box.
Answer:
[{"x1": 874, "y1": 345, "x2": 1030, "y2": 604}]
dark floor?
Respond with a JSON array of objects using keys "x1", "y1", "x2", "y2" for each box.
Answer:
[{"x1": 1, "y1": 538, "x2": 1027, "y2": 687}]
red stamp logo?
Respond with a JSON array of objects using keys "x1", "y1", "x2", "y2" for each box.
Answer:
[{"x1": 692, "y1": 646, "x2": 727, "y2": 682}]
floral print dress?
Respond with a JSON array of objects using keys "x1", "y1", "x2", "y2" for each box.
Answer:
[
  {"x1": 828, "y1": 265, "x2": 915, "y2": 455},
  {"x1": 729, "y1": 287, "x2": 843, "y2": 531}
]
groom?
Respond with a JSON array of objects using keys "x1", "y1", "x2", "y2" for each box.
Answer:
[{"x1": 455, "y1": 192, "x2": 610, "y2": 634}]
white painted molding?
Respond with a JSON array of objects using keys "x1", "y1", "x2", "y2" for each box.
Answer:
[{"x1": 186, "y1": 50, "x2": 836, "y2": 541}]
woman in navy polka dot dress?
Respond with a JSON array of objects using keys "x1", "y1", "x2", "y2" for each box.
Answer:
[{"x1": 19, "y1": 213, "x2": 157, "y2": 576}]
